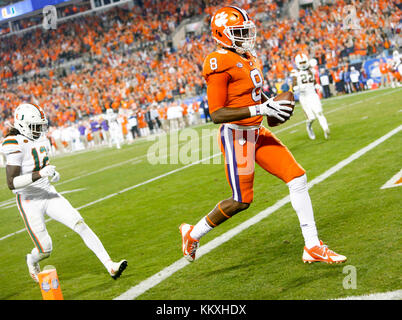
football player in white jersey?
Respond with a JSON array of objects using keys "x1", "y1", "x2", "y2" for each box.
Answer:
[
  {"x1": 291, "y1": 53, "x2": 330, "y2": 140},
  {"x1": 2, "y1": 103, "x2": 127, "y2": 282}
]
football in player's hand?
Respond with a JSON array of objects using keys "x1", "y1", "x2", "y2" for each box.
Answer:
[{"x1": 267, "y1": 91, "x2": 295, "y2": 127}]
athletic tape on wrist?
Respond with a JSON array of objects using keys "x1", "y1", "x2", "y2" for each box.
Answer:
[{"x1": 13, "y1": 174, "x2": 33, "y2": 189}]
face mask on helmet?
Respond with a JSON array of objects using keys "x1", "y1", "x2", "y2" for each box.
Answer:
[
  {"x1": 224, "y1": 21, "x2": 256, "y2": 54},
  {"x1": 298, "y1": 60, "x2": 309, "y2": 69},
  {"x1": 28, "y1": 123, "x2": 48, "y2": 140},
  {"x1": 14, "y1": 104, "x2": 49, "y2": 140},
  {"x1": 296, "y1": 55, "x2": 309, "y2": 70}
]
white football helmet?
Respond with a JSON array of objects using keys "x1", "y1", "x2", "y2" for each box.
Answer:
[
  {"x1": 14, "y1": 103, "x2": 48, "y2": 140},
  {"x1": 295, "y1": 53, "x2": 309, "y2": 70}
]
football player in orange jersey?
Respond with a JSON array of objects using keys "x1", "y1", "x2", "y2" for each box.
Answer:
[{"x1": 180, "y1": 6, "x2": 347, "y2": 265}]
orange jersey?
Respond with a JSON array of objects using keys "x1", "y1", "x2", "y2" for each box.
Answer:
[{"x1": 202, "y1": 48, "x2": 263, "y2": 127}]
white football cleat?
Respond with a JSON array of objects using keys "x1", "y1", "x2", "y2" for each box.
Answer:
[
  {"x1": 108, "y1": 260, "x2": 128, "y2": 280},
  {"x1": 324, "y1": 128, "x2": 330, "y2": 140},
  {"x1": 306, "y1": 121, "x2": 316, "y2": 140},
  {"x1": 26, "y1": 254, "x2": 40, "y2": 283}
]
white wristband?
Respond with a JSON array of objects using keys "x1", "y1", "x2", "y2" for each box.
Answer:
[
  {"x1": 248, "y1": 105, "x2": 261, "y2": 117},
  {"x1": 13, "y1": 174, "x2": 33, "y2": 189}
]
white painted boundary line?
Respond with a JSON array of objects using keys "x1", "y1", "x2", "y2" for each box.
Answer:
[
  {"x1": 0, "y1": 89, "x2": 397, "y2": 206},
  {"x1": 0, "y1": 90, "x2": 398, "y2": 241},
  {"x1": 0, "y1": 188, "x2": 87, "y2": 240},
  {"x1": 114, "y1": 125, "x2": 402, "y2": 300},
  {"x1": 0, "y1": 188, "x2": 87, "y2": 209},
  {"x1": 0, "y1": 154, "x2": 220, "y2": 242},
  {"x1": 0, "y1": 134, "x2": 217, "y2": 210},
  {"x1": 336, "y1": 289, "x2": 402, "y2": 300},
  {"x1": 380, "y1": 168, "x2": 402, "y2": 189},
  {"x1": 74, "y1": 153, "x2": 220, "y2": 211},
  {"x1": 275, "y1": 88, "x2": 398, "y2": 134}
]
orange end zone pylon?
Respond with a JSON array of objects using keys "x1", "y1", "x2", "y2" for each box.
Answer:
[{"x1": 37, "y1": 266, "x2": 64, "y2": 300}]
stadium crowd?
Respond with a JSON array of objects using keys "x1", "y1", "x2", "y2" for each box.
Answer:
[{"x1": 0, "y1": 0, "x2": 401, "y2": 153}]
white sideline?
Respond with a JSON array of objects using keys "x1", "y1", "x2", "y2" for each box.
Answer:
[
  {"x1": 0, "y1": 90, "x2": 398, "y2": 241},
  {"x1": 336, "y1": 289, "x2": 402, "y2": 300},
  {"x1": 0, "y1": 88, "x2": 396, "y2": 208},
  {"x1": 0, "y1": 154, "x2": 220, "y2": 241},
  {"x1": 74, "y1": 153, "x2": 220, "y2": 211},
  {"x1": 114, "y1": 125, "x2": 402, "y2": 300},
  {"x1": 0, "y1": 132, "x2": 216, "y2": 209}
]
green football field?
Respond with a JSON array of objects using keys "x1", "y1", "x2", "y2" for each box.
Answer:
[{"x1": 0, "y1": 88, "x2": 401, "y2": 300}]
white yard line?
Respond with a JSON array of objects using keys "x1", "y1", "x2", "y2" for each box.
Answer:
[
  {"x1": 114, "y1": 125, "x2": 402, "y2": 300},
  {"x1": 0, "y1": 89, "x2": 397, "y2": 206},
  {"x1": 0, "y1": 154, "x2": 221, "y2": 241},
  {"x1": 0, "y1": 188, "x2": 87, "y2": 209},
  {"x1": 0, "y1": 90, "x2": 398, "y2": 240},
  {"x1": 336, "y1": 289, "x2": 402, "y2": 300},
  {"x1": 274, "y1": 88, "x2": 398, "y2": 134},
  {"x1": 0, "y1": 132, "x2": 216, "y2": 207},
  {"x1": 74, "y1": 153, "x2": 220, "y2": 211}
]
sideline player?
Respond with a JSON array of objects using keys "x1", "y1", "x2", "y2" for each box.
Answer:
[
  {"x1": 2, "y1": 103, "x2": 127, "y2": 282},
  {"x1": 291, "y1": 53, "x2": 330, "y2": 140},
  {"x1": 105, "y1": 108, "x2": 122, "y2": 149},
  {"x1": 180, "y1": 6, "x2": 346, "y2": 265}
]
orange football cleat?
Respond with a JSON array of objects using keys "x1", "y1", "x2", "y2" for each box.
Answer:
[
  {"x1": 179, "y1": 223, "x2": 199, "y2": 262},
  {"x1": 303, "y1": 240, "x2": 347, "y2": 264}
]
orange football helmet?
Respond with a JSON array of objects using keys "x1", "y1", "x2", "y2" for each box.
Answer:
[{"x1": 211, "y1": 6, "x2": 256, "y2": 54}]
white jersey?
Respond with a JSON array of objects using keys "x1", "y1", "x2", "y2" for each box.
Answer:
[
  {"x1": 350, "y1": 70, "x2": 360, "y2": 83},
  {"x1": 105, "y1": 112, "x2": 120, "y2": 131},
  {"x1": 292, "y1": 68, "x2": 317, "y2": 96},
  {"x1": 392, "y1": 54, "x2": 401, "y2": 70},
  {"x1": 1, "y1": 134, "x2": 53, "y2": 196}
]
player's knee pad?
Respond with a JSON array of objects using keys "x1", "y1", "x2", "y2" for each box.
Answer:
[
  {"x1": 38, "y1": 251, "x2": 51, "y2": 260},
  {"x1": 73, "y1": 219, "x2": 88, "y2": 235},
  {"x1": 38, "y1": 233, "x2": 53, "y2": 256},
  {"x1": 32, "y1": 245, "x2": 51, "y2": 261},
  {"x1": 287, "y1": 173, "x2": 308, "y2": 193}
]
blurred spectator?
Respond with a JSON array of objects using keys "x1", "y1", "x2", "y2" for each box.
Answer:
[
  {"x1": 360, "y1": 68, "x2": 368, "y2": 90},
  {"x1": 128, "y1": 111, "x2": 140, "y2": 139},
  {"x1": 379, "y1": 59, "x2": 390, "y2": 87},
  {"x1": 150, "y1": 104, "x2": 162, "y2": 132},
  {"x1": 0, "y1": 0, "x2": 400, "y2": 155},
  {"x1": 200, "y1": 97, "x2": 211, "y2": 123},
  {"x1": 319, "y1": 68, "x2": 331, "y2": 98},
  {"x1": 350, "y1": 66, "x2": 361, "y2": 92},
  {"x1": 343, "y1": 67, "x2": 352, "y2": 94},
  {"x1": 90, "y1": 118, "x2": 102, "y2": 146},
  {"x1": 78, "y1": 121, "x2": 89, "y2": 148}
]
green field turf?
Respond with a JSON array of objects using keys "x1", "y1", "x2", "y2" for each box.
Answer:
[{"x1": 0, "y1": 88, "x2": 401, "y2": 300}]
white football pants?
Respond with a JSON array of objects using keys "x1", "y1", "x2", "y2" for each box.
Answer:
[
  {"x1": 299, "y1": 93, "x2": 329, "y2": 131},
  {"x1": 16, "y1": 188, "x2": 83, "y2": 254}
]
